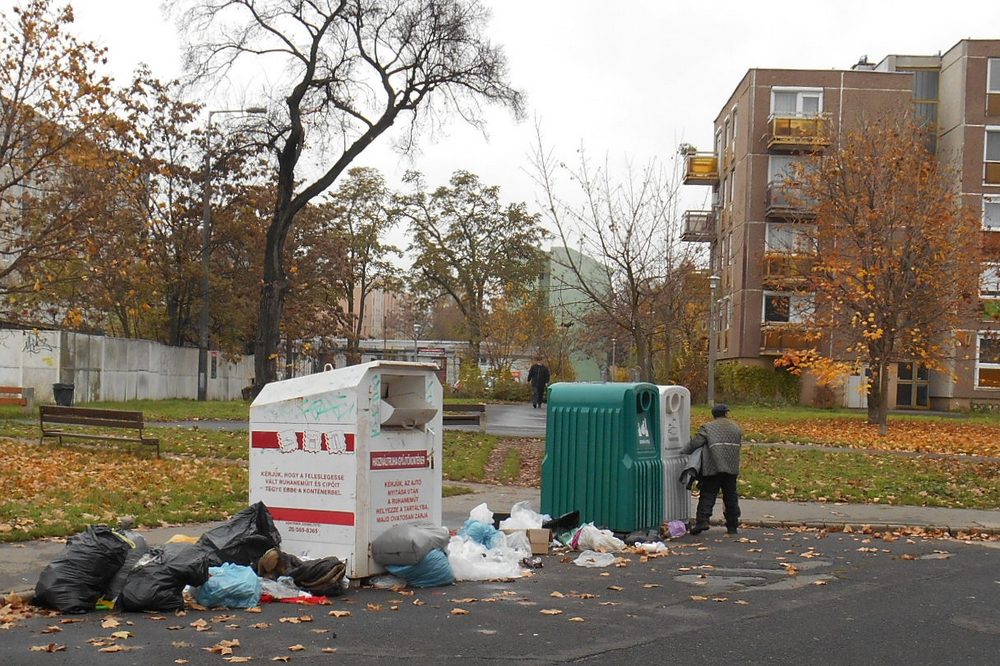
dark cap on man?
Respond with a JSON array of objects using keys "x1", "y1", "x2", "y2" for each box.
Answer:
[{"x1": 711, "y1": 403, "x2": 730, "y2": 418}]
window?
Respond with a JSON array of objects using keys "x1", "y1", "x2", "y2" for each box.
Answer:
[
  {"x1": 763, "y1": 292, "x2": 812, "y2": 324},
  {"x1": 717, "y1": 296, "x2": 729, "y2": 333},
  {"x1": 985, "y1": 128, "x2": 1000, "y2": 184},
  {"x1": 985, "y1": 196, "x2": 1000, "y2": 230},
  {"x1": 768, "y1": 155, "x2": 801, "y2": 184},
  {"x1": 989, "y1": 59, "x2": 1000, "y2": 116},
  {"x1": 771, "y1": 88, "x2": 823, "y2": 116},
  {"x1": 731, "y1": 109, "x2": 738, "y2": 146},
  {"x1": 981, "y1": 264, "x2": 1000, "y2": 299},
  {"x1": 981, "y1": 264, "x2": 1000, "y2": 320},
  {"x1": 976, "y1": 334, "x2": 1000, "y2": 389},
  {"x1": 766, "y1": 223, "x2": 814, "y2": 253}
]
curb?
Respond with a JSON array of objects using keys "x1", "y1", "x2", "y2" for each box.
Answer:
[{"x1": 735, "y1": 519, "x2": 1000, "y2": 538}]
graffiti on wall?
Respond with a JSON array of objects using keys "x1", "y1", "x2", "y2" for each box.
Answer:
[{"x1": 22, "y1": 330, "x2": 54, "y2": 355}]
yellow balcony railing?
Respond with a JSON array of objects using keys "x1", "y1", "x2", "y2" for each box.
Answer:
[
  {"x1": 988, "y1": 93, "x2": 1000, "y2": 117},
  {"x1": 986, "y1": 161, "x2": 1000, "y2": 185},
  {"x1": 760, "y1": 325, "x2": 815, "y2": 353},
  {"x1": 762, "y1": 252, "x2": 814, "y2": 286},
  {"x1": 767, "y1": 113, "x2": 830, "y2": 151},
  {"x1": 683, "y1": 153, "x2": 719, "y2": 185}
]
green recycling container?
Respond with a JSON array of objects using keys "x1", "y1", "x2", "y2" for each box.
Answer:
[{"x1": 541, "y1": 382, "x2": 664, "y2": 533}]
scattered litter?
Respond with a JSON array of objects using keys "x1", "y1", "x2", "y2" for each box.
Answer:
[{"x1": 573, "y1": 551, "x2": 617, "y2": 568}]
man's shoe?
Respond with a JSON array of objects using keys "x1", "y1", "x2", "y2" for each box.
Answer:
[
  {"x1": 725, "y1": 527, "x2": 738, "y2": 536},
  {"x1": 689, "y1": 522, "x2": 710, "y2": 535}
]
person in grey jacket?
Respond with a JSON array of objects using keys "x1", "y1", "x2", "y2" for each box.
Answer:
[{"x1": 683, "y1": 403, "x2": 743, "y2": 535}]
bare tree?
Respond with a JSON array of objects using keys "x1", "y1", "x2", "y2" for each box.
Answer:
[
  {"x1": 171, "y1": 0, "x2": 522, "y2": 390},
  {"x1": 531, "y1": 136, "x2": 703, "y2": 381}
]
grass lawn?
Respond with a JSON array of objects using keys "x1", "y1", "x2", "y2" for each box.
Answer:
[{"x1": 1, "y1": 399, "x2": 997, "y2": 542}]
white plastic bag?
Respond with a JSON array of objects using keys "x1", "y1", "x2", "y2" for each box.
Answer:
[
  {"x1": 573, "y1": 524, "x2": 625, "y2": 553},
  {"x1": 573, "y1": 550, "x2": 616, "y2": 568},
  {"x1": 469, "y1": 502, "x2": 494, "y2": 526},
  {"x1": 502, "y1": 530, "x2": 532, "y2": 556},
  {"x1": 498, "y1": 501, "x2": 545, "y2": 530},
  {"x1": 260, "y1": 575, "x2": 309, "y2": 600},
  {"x1": 637, "y1": 541, "x2": 669, "y2": 554},
  {"x1": 446, "y1": 536, "x2": 522, "y2": 581}
]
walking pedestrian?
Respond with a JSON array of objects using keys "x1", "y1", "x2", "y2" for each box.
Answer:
[
  {"x1": 683, "y1": 403, "x2": 742, "y2": 535},
  {"x1": 527, "y1": 357, "x2": 550, "y2": 409}
]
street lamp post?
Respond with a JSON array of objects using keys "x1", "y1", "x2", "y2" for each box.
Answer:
[
  {"x1": 611, "y1": 337, "x2": 617, "y2": 382},
  {"x1": 707, "y1": 274, "x2": 721, "y2": 406},
  {"x1": 412, "y1": 323, "x2": 423, "y2": 362},
  {"x1": 198, "y1": 106, "x2": 266, "y2": 401}
]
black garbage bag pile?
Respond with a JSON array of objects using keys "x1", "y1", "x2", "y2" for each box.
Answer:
[
  {"x1": 33, "y1": 526, "x2": 134, "y2": 614},
  {"x1": 118, "y1": 542, "x2": 210, "y2": 612},
  {"x1": 33, "y1": 502, "x2": 285, "y2": 614},
  {"x1": 197, "y1": 502, "x2": 282, "y2": 568}
]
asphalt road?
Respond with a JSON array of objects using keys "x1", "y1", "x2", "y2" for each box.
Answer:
[{"x1": 4, "y1": 528, "x2": 998, "y2": 664}]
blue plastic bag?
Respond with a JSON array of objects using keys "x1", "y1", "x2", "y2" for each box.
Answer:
[
  {"x1": 386, "y1": 549, "x2": 455, "y2": 588},
  {"x1": 458, "y1": 519, "x2": 504, "y2": 549},
  {"x1": 195, "y1": 563, "x2": 262, "y2": 608}
]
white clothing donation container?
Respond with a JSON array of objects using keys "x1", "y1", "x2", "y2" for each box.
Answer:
[
  {"x1": 249, "y1": 361, "x2": 443, "y2": 579},
  {"x1": 658, "y1": 385, "x2": 691, "y2": 522}
]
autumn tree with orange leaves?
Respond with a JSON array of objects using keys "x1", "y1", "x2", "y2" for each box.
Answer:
[{"x1": 781, "y1": 112, "x2": 980, "y2": 434}]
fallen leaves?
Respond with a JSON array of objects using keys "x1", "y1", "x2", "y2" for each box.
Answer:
[{"x1": 30, "y1": 643, "x2": 66, "y2": 652}]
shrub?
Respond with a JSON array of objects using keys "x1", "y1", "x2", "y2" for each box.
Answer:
[
  {"x1": 490, "y1": 378, "x2": 531, "y2": 402},
  {"x1": 717, "y1": 361, "x2": 799, "y2": 405}
]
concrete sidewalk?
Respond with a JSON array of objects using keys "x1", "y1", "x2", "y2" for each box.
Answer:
[
  {"x1": 443, "y1": 483, "x2": 1000, "y2": 535},
  {"x1": 3, "y1": 483, "x2": 998, "y2": 597}
]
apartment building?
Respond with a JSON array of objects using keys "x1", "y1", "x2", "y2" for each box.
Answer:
[{"x1": 682, "y1": 39, "x2": 1000, "y2": 411}]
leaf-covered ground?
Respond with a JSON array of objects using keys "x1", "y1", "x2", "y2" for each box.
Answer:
[
  {"x1": 0, "y1": 440, "x2": 248, "y2": 542},
  {"x1": 698, "y1": 415, "x2": 1000, "y2": 458}
]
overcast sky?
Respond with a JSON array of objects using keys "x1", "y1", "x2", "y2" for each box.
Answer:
[{"x1": 11, "y1": 0, "x2": 1000, "y2": 220}]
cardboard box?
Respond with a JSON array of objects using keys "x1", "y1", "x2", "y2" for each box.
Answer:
[{"x1": 502, "y1": 528, "x2": 551, "y2": 555}]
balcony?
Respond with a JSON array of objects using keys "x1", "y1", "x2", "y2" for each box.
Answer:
[
  {"x1": 986, "y1": 161, "x2": 1000, "y2": 186},
  {"x1": 683, "y1": 152, "x2": 720, "y2": 185},
  {"x1": 681, "y1": 209, "x2": 716, "y2": 242},
  {"x1": 766, "y1": 182, "x2": 816, "y2": 219},
  {"x1": 762, "y1": 252, "x2": 814, "y2": 288},
  {"x1": 760, "y1": 325, "x2": 815, "y2": 354},
  {"x1": 989, "y1": 93, "x2": 1000, "y2": 117},
  {"x1": 767, "y1": 113, "x2": 830, "y2": 151}
]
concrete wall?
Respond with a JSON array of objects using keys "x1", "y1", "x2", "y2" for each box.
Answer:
[{"x1": 0, "y1": 329, "x2": 253, "y2": 403}]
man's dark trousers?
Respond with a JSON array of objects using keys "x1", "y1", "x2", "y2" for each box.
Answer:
[{"x1": 696, "y1": 473, "x2": 740, "y2": 529}]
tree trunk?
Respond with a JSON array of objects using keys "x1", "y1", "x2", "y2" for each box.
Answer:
[
  {"x1": 878, "y1": 361, "x2": 890, "y2": 436},
  {"x1": 253, "y1": 275, "x2": 287, "y2": 392},
  {"x1": 866, "y1": 366, "x2": 880, "y2": 424}
]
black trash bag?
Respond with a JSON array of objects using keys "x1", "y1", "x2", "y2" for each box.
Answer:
[
  {"x1": 104, "y1": 532, "x2": 149, "y2": 604},
  {"x1": 34, "y1": 525, "x2": 132, "y2": 614},
  {"x1": 118, "y1": 543, "x2": 211, "y2": 612},
  {"x1": 288, "y1": 557, "x2": 347, "y2": 598},
  {"x1": 196, "y1": 502, "x2": 281, "y2": 567}
]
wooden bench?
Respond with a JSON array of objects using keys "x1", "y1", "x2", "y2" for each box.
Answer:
[
  {"x1": 0, "y1": 386, "x2": 33, "y2": 411},
  {"x1": 442, "y1": 403, "x2": 487, "y2": 432},
  {"x1": 39, "y1": 405, "x2": 160, "y2": 458}
]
